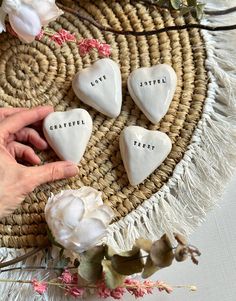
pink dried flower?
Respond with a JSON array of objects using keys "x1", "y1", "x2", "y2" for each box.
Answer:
[
  {"x1": 87, "y1": 38, "x2": 100, "y2": 48},
  {"x1": 31, "y1": 279, "x2": 47, "y2": 295},
  {"x1": 110, "y1": 287, "x2": 126, "y2": 299},
  {"x1": 51, "y1": 33, "x2": 64, "y2": 45},
  {"x1": 77, "y1": 38, "x2": 111, "y2": 57},
  {"x1": 156, "y1": 281, "x2": 173, "y2": 294},
  {"x1": 143, "y1": 280, "x2": 155, "y2": 294},
  {"x1": 72, "y1": 273, "x2": 78, "y2": 284},
  {"x1": 97, "y1": 281, "x2": 112, "y2": 298},
  {"x1": 59, "y1": 270, "x2": 73, "y2": 284},
  {"x1": 68, "y1": 287, "x2": 85, "y2": 297},
  {"x1": 77, "y1": 39, "x2": 93, "y2": 56},
  {"x1": 58, "y1": 29, "x2": 76, "y2": 42},
  {"x1": 98, "y1": 43, "x2": 111, "y2": 57},
  {"x1": 51, "y1": 29, "x2": 76, "y2": 45}
]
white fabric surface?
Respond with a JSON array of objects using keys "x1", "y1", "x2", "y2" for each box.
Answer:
[{"x1": 88, "y1": 172, "x2": 236, "y2": 301}]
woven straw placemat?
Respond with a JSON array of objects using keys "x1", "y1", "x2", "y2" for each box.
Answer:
[{"x1": 0, "y1": 0, "x2": 207, "y2": 248}]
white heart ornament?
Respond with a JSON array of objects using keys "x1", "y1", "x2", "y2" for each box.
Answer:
[
  {"x1": 128, "y1": 64, "x2": 177, "y2": 124},
  {"x1": 120, "y1": 126, "x2": 172, "y2": 186},
  {"x1": 72, "y1": 58, "x2": 122, "y2": 118},
  {"x1": 43, "y1": 109, "x2": 93, "y2": 164}
]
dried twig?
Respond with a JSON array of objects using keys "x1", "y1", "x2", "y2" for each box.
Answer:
[
  {"x1": 0, "y1": 247, "x2": 46, "y2": 269},
  {"x1": 205, "y1": 6, "x2": 236, "y2": 16},
  {"x1": 58, "y1": 3, "x2": 236, "y2": 37}
]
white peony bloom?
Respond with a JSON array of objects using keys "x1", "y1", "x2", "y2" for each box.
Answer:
[
  {"x1": 45, "y1": 187, "x2": 114, "y2": 253},
  {"x1": 0, "y1": 0, "x2": 63, "y2": 42},
  {"x1": 9, "y1": 3, "x2": 41, "y2": 43},
  {"x1": 0, "y1": 8, "x2": 6, "y2": 33},
  {"x1": 27, "y1": 0, "x2": 63, "y2": 26},
  {"x1": 1, "y1": 0, "x2": 21, "y2": 14}
]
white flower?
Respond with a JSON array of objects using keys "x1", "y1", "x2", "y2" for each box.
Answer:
[
  {"x1": 1, "y1": 0, "x2": 21, "y2": 13},
  {"x1": 26, "y1": 0, "x2": 63, "y2": 26},
  {"x1": 9, "y1": 3, "x2": 41, "y2": 43},
  {"x1": 0, "y1": 0, "x2": 63, "y2": 42},
  {"x1": 45, "y1": 187, "x2": 114, "y2": 253},
  {"x1": 0, "y1": 8, "x2": 6, "y2": 33}
]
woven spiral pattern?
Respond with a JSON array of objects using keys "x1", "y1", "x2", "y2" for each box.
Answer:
[{"x1": 0, "y1": 0, "x2": 207, "y2": 248}]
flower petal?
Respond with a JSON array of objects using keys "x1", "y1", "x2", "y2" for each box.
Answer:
[
  {"x1": 70, "y1": 218, "x2": 107, "y2": 253},
  {"x1": 0, "y1": 8, "x2": 6, "y2": 33},
  {"x1": 85, "y1": 205, "x2": 114, "y2": 226},
  {"x1": 29, "y1": 0, "x2": 63, "y2": 26},
  {"x1": 79, "y1": 186, "x2": 103, "y2": 212},
  {"x1": 61, "y1": 197, "x2": 84, "y2": 228},
  {"x1": 9, "y1": 3, "x2": 41, "y2": 43},
  {"x1": 1, "y1": 0, "x2": 21, "y2": 14}
]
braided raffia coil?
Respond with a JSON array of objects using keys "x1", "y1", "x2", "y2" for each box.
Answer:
[{"x1": 0, "y1": 0, "x2": 207, "y2": 248}]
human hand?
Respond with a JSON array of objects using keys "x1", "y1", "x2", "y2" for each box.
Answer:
[{"x1": 0, "y1": 106, "x2": 78, "y2": 218}]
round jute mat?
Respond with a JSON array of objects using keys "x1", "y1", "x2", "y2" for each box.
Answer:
[{"x1": 0, "y1": 0, "x2": 207, "y2": 248}]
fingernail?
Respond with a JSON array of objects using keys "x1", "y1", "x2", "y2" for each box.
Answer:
[{"x1": 64, "y1": 163, "x2": 78, "y2": 178}]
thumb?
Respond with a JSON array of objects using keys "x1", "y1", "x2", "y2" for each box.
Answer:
[{"x1": 27, "y1": 161, "x2": 78, "y2": 187}]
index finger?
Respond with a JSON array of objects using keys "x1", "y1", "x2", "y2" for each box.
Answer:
[
  {"x1": 0, "y1": 107, "x2": 28, "y2": 120},
  {"x1": 0, "y1": 106, "x2": 54, "y2": 135}
]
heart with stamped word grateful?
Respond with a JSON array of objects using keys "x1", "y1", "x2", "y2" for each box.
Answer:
[
  {"x1": 43, "y1": 109, "x2": 93, "y2": 164},
  {"x1": 128, "y1": 64, "x2": 177, "y2": 124},
  {"x1": 120, "y1": 126, "x2": 172, "y2": 186},
  {"x1": 72, "y1": 58, "x2": 122, "y2": 118}
]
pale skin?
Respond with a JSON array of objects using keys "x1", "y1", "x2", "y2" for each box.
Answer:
[{"x1": 0, "y1": 106, "x2": 78, "y2": 218}]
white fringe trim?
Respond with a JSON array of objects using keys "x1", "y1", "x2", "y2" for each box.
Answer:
[{"x1": 1, "y1": 1, "x2": 236, "y2": 300}]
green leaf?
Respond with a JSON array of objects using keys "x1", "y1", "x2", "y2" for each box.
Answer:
[
  {"x1": 111, "y1": 247, "x2": 144, "y2": 275},
  {"x1": 102, "y1": 260, "x2": 126, "y2": 289},
  {"x1": 104, "y1": 245, "x2": 116, "y2": 260},
  {"x1": 57, "y1": 257, "x2": 70, "y2": 269},
  {"x1": 170, "y1": 0, "x2": 181, "y2": 9},
  {"x1": 174, "y1": 244, "x2": 189, "y2": 262},
  {"x1": 78, "y1": 246, "x2": 105, "y2": 283},
  {"x1": 142, "y1": 256, "x2": 160, "y2": 279},
  {"x1": 187, "y1": 0, "x2": 197, "y2": 6},
  {"x1": 180, "y1": 7, "x2": 191, "y2": 16},
  {"x1": 174, "y1": 233, "x2": 187, "y2": 245},
  {"x1": 135, "y1": 238, "x2": 152, "y2": 253},
  {"x1": 150, "y1": 234, "x2": 174, "y2": 268},
  {"x1": 196, "y1": 4, "x2": 205, "y2": 19}
]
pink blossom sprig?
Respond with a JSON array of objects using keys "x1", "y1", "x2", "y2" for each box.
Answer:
[
  {"x1": 47, "y1": 29, "x2": 111, "y2": 57},
  {"x1": 77, "y1": 38, "x2": 111, "y2": 57},
  {"x1": 0, "y1": 273, "x2": 196, "y2": 299},
  {"x1": 51, "y1": 29, "x2": 76, "y2": 45},
  {"x1": 6, "y1": 24, "x2": 111, "y2": 57},
  {"x1": 32, "y1": 279, "x2": 47, "y2": 295}
]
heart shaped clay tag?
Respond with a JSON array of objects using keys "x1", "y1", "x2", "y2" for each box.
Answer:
[
  {"x1": 120, "y1": 126, "x2": 172, "y2": 186},
  {"x1": 43, "y1": 109, "x2": 93, "y2": 164},
  {"x1": 128, "y1": 64, "x2": 177, "y2": 124},
  {"x1": 72, "y1": 58, "x2": 122, "y2": 118}
]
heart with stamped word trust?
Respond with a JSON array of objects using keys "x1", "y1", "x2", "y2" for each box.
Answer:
[
  {"x1": 72, "y1": 58, "x2": 122, "y2": 118},
  {"x1": 128, "y1": 64, "x2": 177, "y2": 124},
  {"x1": 120, "y1": 126, "x2": 172, "y2": 186},
  {"x1": 43, "y1": 109, "x2": 93, "y2": 164}
]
